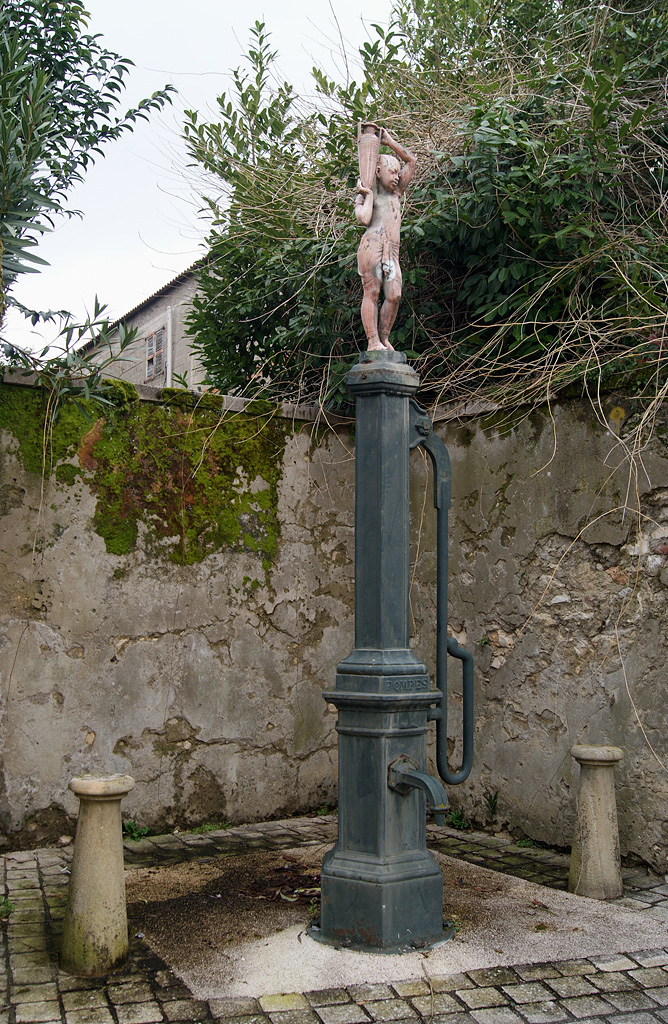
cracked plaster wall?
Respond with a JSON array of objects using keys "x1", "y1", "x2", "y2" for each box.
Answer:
[
  {"x1": 410, "y1": 399, "x2": 668, "y2": 872},
  {"x1": 0, "y1": 387, "x2": 667, "y2": 871},
  {"x1": 0, "y1": 396, "x2": 353, "y2": 839}
]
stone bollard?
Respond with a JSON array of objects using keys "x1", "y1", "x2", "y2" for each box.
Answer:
[
  {"x1": 60, "y1": 774, "x2": 135, "y2": 976},
  {"x1": 568, "y1": 744, "x2": 624, "y2": 900}
]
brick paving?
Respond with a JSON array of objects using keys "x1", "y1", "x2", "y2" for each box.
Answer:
[{"x1": 1, "y1": 816, "x2": 667, "y2": 1023}]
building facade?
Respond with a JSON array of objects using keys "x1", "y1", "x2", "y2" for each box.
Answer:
[{"x1": 89, "y1": 265, "x2": 205, "y2": 389}]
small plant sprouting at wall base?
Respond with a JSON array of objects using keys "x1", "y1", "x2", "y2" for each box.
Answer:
[
  {"x1": 446, "y1": 809, "x2": 470, "y2": 830},
  {"x1": 308, "y1": 897, "x2": 320, "y2": 920},
  {"x1": 484, "y1": 790, "x2": 498, "y2": 824},
  {"x1": 0, "y1": 897, "x2": 14, "y2": 919},
  {"x1": 123, "y1": 820, "x2": 149, "y2": 841},
  {"x1": 516, "y1": 836, "x2": 546, "y2": 849}
]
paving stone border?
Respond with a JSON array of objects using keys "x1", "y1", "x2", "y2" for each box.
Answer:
[{"x1": 1, "y1": 817, "x2": 667, "y2": 1023}]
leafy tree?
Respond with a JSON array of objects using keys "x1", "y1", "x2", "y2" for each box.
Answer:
[
  {"x1": 184, "y1": 22, "x2": 359, "y2": 408},
  {"x1": 186, "y1": 1, "x2": 668, "y2": 411},
  {"x1": 2, "y1": 300, "x2": 139, "y2": 423},
  {"x1": 0, "y1": 0, "x2": 174, "y2": 329}
]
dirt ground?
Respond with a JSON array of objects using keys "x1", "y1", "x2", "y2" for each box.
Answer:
[
  {"x1": 124, "y1": 842, "x2": 569, "y2": 984},
  {"x1": 126, "y1": 845, "x2": 328, "y2": 959},
  {"x1": 125, "y1": 842, "x2": 668, "y2": 1001}
]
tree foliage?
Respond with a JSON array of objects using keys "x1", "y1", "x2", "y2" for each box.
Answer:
[
  {"x1": 2, "y1": 300, "x2": 139, "y2": 422},
  {"x1": 183, "y1": 22, "x2": 357, "y2": 406},
  {"x1": 186, "y1": 2, "x2": 668, "y2": 411},
  {"x1": 0, "y1": 0, "x2": 174, "y2": 327}
]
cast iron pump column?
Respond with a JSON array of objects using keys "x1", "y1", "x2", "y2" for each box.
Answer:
[{"x1": 312, "y1": 350, "x2": 474, "y2": 952}]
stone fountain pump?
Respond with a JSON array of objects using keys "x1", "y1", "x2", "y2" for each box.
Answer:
[{"x1": 311, "y1": 351, "x2": 474, "y2": 952}]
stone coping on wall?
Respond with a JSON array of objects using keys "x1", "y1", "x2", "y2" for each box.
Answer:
[
  {"x1": 0, "y1": 368, "x2": 501, "y2": 427},
  {"x1": 0, "y1": 370, "x2": 351, "y2": 426}
]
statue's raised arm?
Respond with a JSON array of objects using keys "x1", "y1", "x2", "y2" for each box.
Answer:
[{"x1": 355, "y1": 124, "x2": 416, "y2": 352}]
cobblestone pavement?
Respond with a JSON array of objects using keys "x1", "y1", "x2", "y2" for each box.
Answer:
[{"x1": 1, "y1": 816, "x2": 667, "y2": 1024}]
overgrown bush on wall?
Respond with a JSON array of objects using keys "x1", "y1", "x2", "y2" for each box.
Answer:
[{"x1": 185, "y1": 0, "x2": 668, "y2": 416}]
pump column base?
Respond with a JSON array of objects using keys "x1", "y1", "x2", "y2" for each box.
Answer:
[
  {"x1": 313, "y1": 858, "x2": 453, "y2": 951},
  {"x1": 313, "y1": 668, "x2": 451, "y2": 952}
]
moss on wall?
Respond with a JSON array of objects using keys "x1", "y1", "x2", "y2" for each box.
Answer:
[
  {"x1": 0, "y1": 386, "x2": 90, "y2": 475},
  {"x1": 104, "y1": 379, "x2": 139, "y2": 411},
  {"x1": 0, "y1": 384, "x2": 287, "y2": 565}
]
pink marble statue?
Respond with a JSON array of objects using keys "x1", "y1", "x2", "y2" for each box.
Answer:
[{"x1": 355, "y1": 125, "x2": 416, "y2": 351}]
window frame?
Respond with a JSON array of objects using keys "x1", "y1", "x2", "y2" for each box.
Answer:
[{"x1": 145, "y1": 328, "x2": 165, "y2": 381}]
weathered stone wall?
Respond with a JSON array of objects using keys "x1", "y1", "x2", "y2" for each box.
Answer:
[
  {"x1": 0, "y1": 383, "x2": 353, "y2": 842},
  {"x1": 0, "y1": 382, "x2": 666, "y2": 871},
  {"x1": 411, "y1": 399, "x2": 668, "y2": 873}
]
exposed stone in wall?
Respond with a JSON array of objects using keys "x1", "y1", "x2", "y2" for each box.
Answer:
[
  {"x1": 0, "y1": 382, "x2": 666, "y2": 872},
  {"x1": 410, "y1": 399, "x2": 668, "y2": 871}
]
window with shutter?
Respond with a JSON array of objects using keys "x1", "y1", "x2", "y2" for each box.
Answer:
[
  {"x1": 145, "y1": 329, "x2": 165, "y2": 380},
  {"x1": 154, "y1": 328, "x2": 164, "y2": 376}
]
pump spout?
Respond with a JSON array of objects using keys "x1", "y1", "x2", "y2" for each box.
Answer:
[{"x1": 388, "y1": 757, "x2": 449, "y2": 826}]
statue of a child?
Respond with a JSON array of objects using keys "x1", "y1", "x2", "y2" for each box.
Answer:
[{"x1": 355, "y1": 128, "x2": 416, "y2": 351}]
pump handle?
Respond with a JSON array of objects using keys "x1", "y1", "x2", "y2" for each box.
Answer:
[{"x1": 409, "y1": 401, "x2": 474, "y2": 786}]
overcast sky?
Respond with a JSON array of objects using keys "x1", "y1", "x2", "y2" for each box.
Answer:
[{"x1": 5, "y1": 0, "x2": 393, "y2": 351}]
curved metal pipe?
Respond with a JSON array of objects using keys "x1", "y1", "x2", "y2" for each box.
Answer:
[
  {"x1": 441, "y1": 637, "x2": 474, "y2": 785},
  {"x1": 409, "y1": 403, "x2": 474, "y2": 787},
  {"x1": 433, "y1": 469, "x2": 473, "y2": 785}
]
